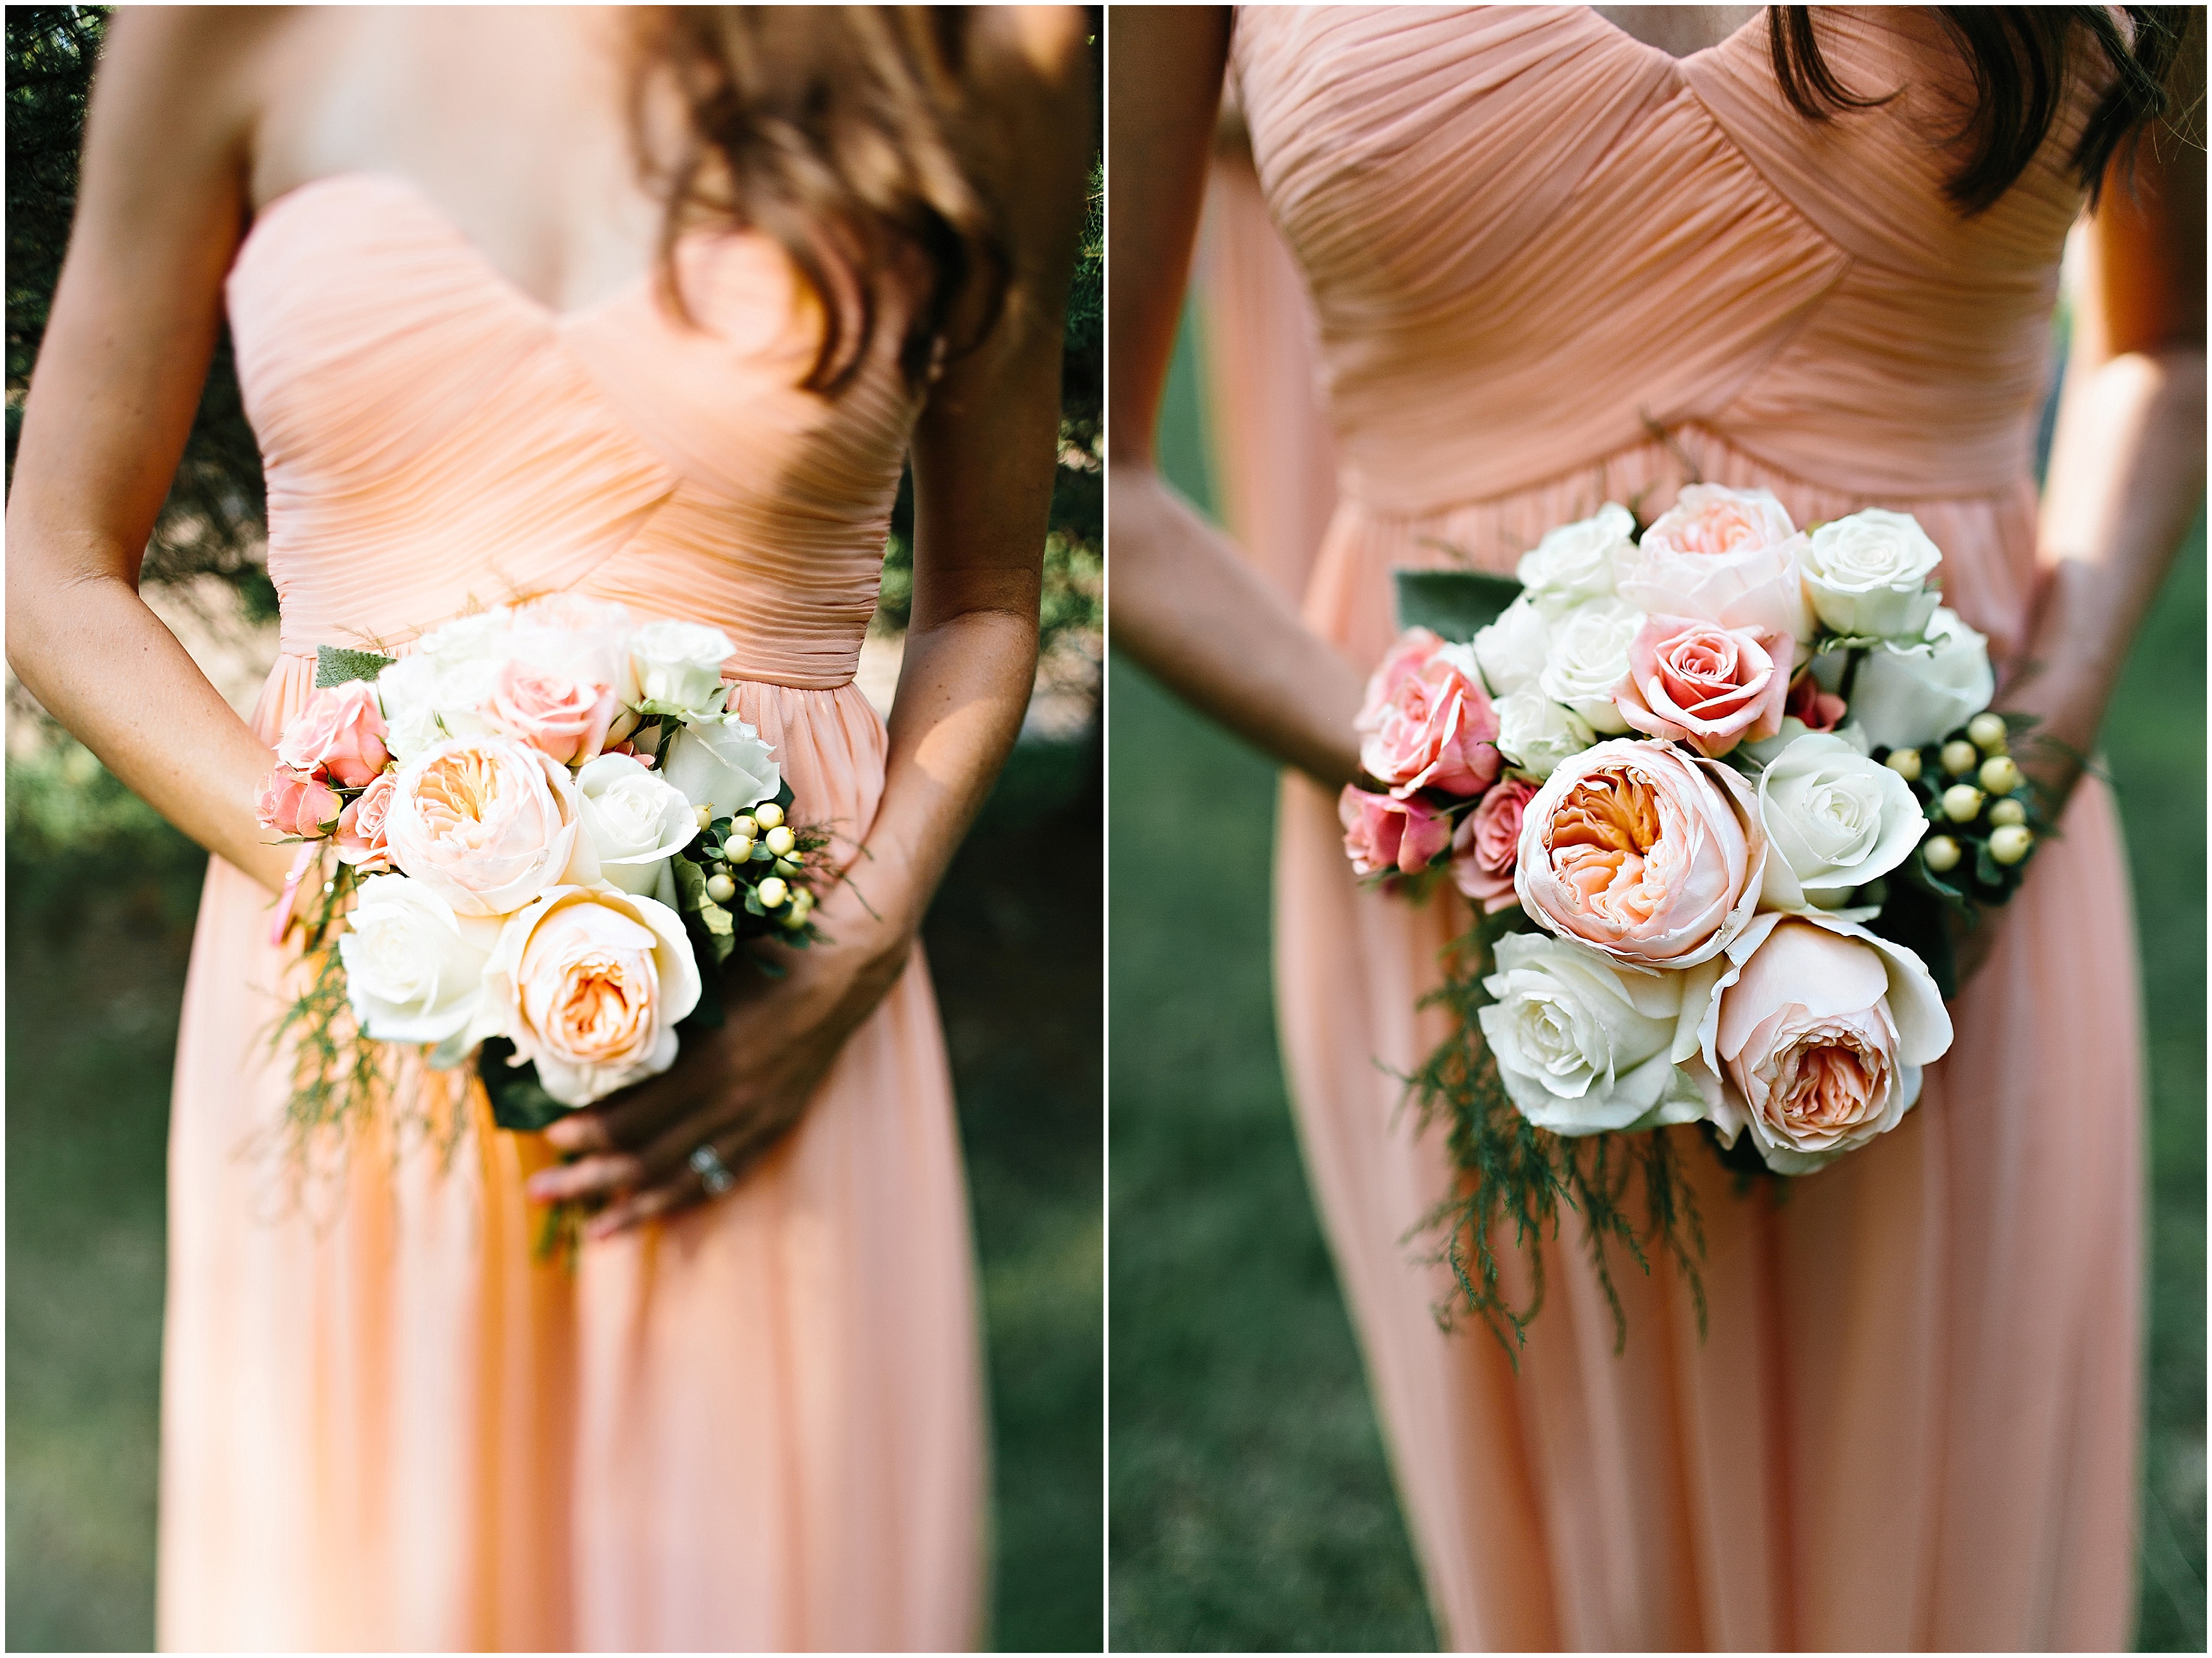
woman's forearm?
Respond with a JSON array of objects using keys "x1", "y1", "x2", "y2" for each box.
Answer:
[
  {"x1": 1109, "y1": 462, "x2": 1364, "y2": 787},
  {"x1": 2009, "y1": 343, "x2": 2208, "y2": 803},
  {"x1": 856, "y1": 604, "x2": 1040, "y2": 945},
  {"x1": 6, "y1": 552, "x2": 290, "y2": 894}
]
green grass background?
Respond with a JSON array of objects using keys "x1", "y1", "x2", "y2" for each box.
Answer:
[
  {"x1": 1108, "y1": 317, "x2": 2206, "y2": 1651},
  {"x1": 4, "y1": 738, "x2": 1103, "y2": 1652}
]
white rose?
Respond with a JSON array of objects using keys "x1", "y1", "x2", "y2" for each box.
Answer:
[
  {"x1": 336, "y1": 874, "x2": 504, "y2": 1047},
  {"x1": 1755, "y1": 732, "x2": 1926, "y2": 905},
  {"x1": 1802, "y1": 509, "x2": 1943, "y2": 640},
  {"x1": 1515, "y1": 503, "x2": 1638, "y2": 613},
  {"x1": 661, "y1": 717, "x2": 782, "y2": 817},
  {"x1": 1846, "y1": 607, "x2": 1995, "y2": 752},
  {"x1": 375, "y1": 652, "x2": 501, "y2": 763},
  {"x1": 574, "y1": 753, "x2": 697, "y2": 902},
  {"x1": 1536, "y1": 597, "x2": 1641, "y2": 735},
  {"x1": 1473, "y1": 595, "x2": 1553, "y2": 698},
  {"x1": 631, "y1": 621, "x2": 736, "y2": 713},
  {"x1": 1478, "y1": 932, "x2": 1715, "y2": 1134},
  {"x1": 1493, "y1": 686, "x2": 1595, "y2": 779}
]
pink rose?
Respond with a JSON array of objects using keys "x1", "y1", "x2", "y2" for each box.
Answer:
[
  {"x1": 276, "y1": 681, "x2": 391, "y2": 788},
  {"x1": 1514, "y1": 738, "x2": 1765, "y2": 969},
  {"x1": 482, "y1": 886, "x2": 702, "y2": 1107},
  {"x1": 334, "y1": 769, "x2": 398, "y2": 870},
  {"x1": 382, "y1": 736, "x2": 586, "y2": 917},
  {"x1": 1450, "y1": 777, "x2": 1537, "y2": 913},
  {"x1": 1356, "y1": 628, "x2": 1502, "y2": 800},
  {"x1": 487, "y1": 659, "x2": 620, "y2": 767},
  {"x1": 1785, "y1": 669, "x2": 1847, "y2": 733},
  {"x1": 1616, "y1": 614, "x2": 1791, "y2": 759},
  {"x1": 1696, "y1": 912, "x2": 1951, "y2": 1174},
  {"x1": 1639, "y1": 483, "x2": 1796, "y2": 559},
  {"x1": 1617, "y1": 485, "x2": 1814, "y2": 646},
  {"x1": 1340, "y1": 786, "x2": 1454, "y2": 877},
  {"x1": 255, "y1": 766, "x2": 343, "y2": 839}
]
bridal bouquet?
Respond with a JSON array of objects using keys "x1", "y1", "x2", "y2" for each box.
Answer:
[
  {"x1": 258, "y1": 596, "x2": 827, "y2": 1147},
  {"x1": 1341, "y1": 485, "x2": 2046, "y2": 1347}
]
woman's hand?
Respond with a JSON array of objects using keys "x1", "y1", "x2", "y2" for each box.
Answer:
[{"x1": 524, "y1": 869, "x2": 914, "y2": 1235}]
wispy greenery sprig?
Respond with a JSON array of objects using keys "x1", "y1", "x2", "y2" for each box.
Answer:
[{"x1": 1402, "y1": 906, "x2": 1710, "y2": 1362}]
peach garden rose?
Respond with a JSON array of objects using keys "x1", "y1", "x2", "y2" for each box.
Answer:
[
  {"x1": 482, "y1": 884, "x2": 703, "y2": 1107},
  {"x1": 1692, "y1": 911, "x2": 1951, "y2": 1174},
  {"x1": 381, "y1": 735, "x2": 586, "y2": 917},
  {"x1": 1513, "y1": 738, "x2": 1765, "y2": 969},
  {"x1": 1615, "y1": 482, "x2": 1814, "y2": 646}
]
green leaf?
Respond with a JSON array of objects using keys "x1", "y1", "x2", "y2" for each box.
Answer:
[
  {"x1": 671, "y1": 854, "x2": 711, "y2": 915},
  {"x1": 1393, "y1": 568, "x2": 1524, "y2": 645},
  {"x1": 477, "y1": 1039, "x2": 571, "y2": 1133},
  {"x1": 315, "y1": 645, "x2": 396, "y2": 687}
]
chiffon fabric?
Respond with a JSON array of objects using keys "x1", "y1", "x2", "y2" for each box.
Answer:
[
  {"x1": 157, "y1": 173, "x2": 983, "y2": 1651},
  {"x1": 1227, "y1": 8, "x2": 2143, "y2": 1649}
]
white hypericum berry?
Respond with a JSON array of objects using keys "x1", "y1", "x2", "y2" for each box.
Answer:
[
  {"x1": 1988, "y1": 824, "x2": 2034, "y2": 865},
  {"x1": 1923, "y1": 835, "x2": 1962, "y2": 873},
  {"x1": 1989, "y1": 798, "x2": 2027, "y2": 827},
  {"x1": 1967, "y1": 712, "x2": 2008, "y2": 752},
  {"x1": 1978, "y1": 755, "x2": 2022, "y2": 796},
  {"x1": 765, "y1": 826, "x2": 796, "y2": 856},
  {"x1": 1941, "y1": 784, "x2": 1984, "y2": 822},
  {"x1": 705, "y1": 872, "x2": 737, "y2": 904},
  {"x1": 1942, "y1": 740, "x2": 1979, "y2": 777},
  {"x1": 754, "y1": 802, "x2": 786, "y2": 831},
  {"x1": 1883, "y1": 748, "x2": 1923, "y2": 782},
  {"x1": 758, "y1": 877, "x2": 789, "y2": 908}
]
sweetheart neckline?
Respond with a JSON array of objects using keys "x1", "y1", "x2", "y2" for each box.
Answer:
[
  {"x1": 1581, "y1": 4, "x2": 1764, "y2": 69},
  {"x1": 235, "y1": 170, "x2": 654, "y2": 329}
]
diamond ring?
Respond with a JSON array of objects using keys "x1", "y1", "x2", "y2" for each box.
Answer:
[{"x1": 689, "y1": 1143, "x2": 736, "y2": 1196}]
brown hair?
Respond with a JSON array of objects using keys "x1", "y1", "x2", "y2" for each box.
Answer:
[
  {"x1": 1768, "y1": 6, "x2": 2197, "y2": 214},
  {"x1": 630, "y1": 6, "x2": 1012, "y2": 395}
]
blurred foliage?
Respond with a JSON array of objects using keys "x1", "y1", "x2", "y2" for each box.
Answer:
[{"x1": 5, "y1": 6, "x2": 1100, "y2": 647}]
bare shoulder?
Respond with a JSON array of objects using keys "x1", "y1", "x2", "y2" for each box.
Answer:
[{"x1": 88, "y1": 6, "x2": 308, "y2": 183}]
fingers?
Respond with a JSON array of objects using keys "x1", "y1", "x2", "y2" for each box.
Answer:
[
  {"x1": 542, "y1": 1071, "x2": 701, "y2": 1156},
  {"x1": 585, "y1": 1104, "x2": 803, "y2": 1239}
]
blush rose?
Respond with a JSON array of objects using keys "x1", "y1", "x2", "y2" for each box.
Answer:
[
  {"x1": 1450, "y1": 777, "x2": 1537, "y2": 912},
  {"x1": 1615, "y1": 614, "x2": 1792, "y2": 758},
  {"x1": 276, "y1": 681, "x2": 391, "y2": 788},
  {"x1": 1356, "y1": 628, "x2": 1502, "y2": 800},
  {"x1": 489, "y1": 659, "x2": 620, "y2": 767},
  {"x1": 1340, "y1": 786, "x2": 1454, "y2": 877},
  {"x1": 257, "y1": 767, "x2": 343, "y2": 839},
  {"x1": 334, "y1": 769, "x2": 399, "y2": 870}
]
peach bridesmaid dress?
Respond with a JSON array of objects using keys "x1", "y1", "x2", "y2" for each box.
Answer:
[
  {"x1": 1231, "y1": 8, "x2": 2142, "y2": 1649},
  {"x1": 157, "y1": 173, "x2": 983, "y2": 1651}
]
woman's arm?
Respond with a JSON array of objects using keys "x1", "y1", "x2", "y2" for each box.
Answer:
[
  {"x1": 533, "y1": 8, "x2": 1093, "y2": 1231},
  {"x1": 5, "y1": 9, "x2": 298, "y2": 897},
  {"x1": 1105, "y1": 6, "x2": 1364, "y2": 788},
  {"x1": 2007, "y1": 72, "x2": 2206, "y2": 806}
]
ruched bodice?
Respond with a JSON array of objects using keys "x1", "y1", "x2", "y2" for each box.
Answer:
[
  {"x1": 1234, "y1": 6, "x2": 2091, "y2": 513},
  {"x1": 228, "y1": 171, "x2": 918, "y2": 688}
]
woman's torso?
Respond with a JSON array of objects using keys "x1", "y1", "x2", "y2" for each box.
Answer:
[
  {"x1": 229, "y1": 6, "x2": 922, "y2": 690},
  {"x1": 1229, "y1": 4, "x2": 2101, "y2": 518}
]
